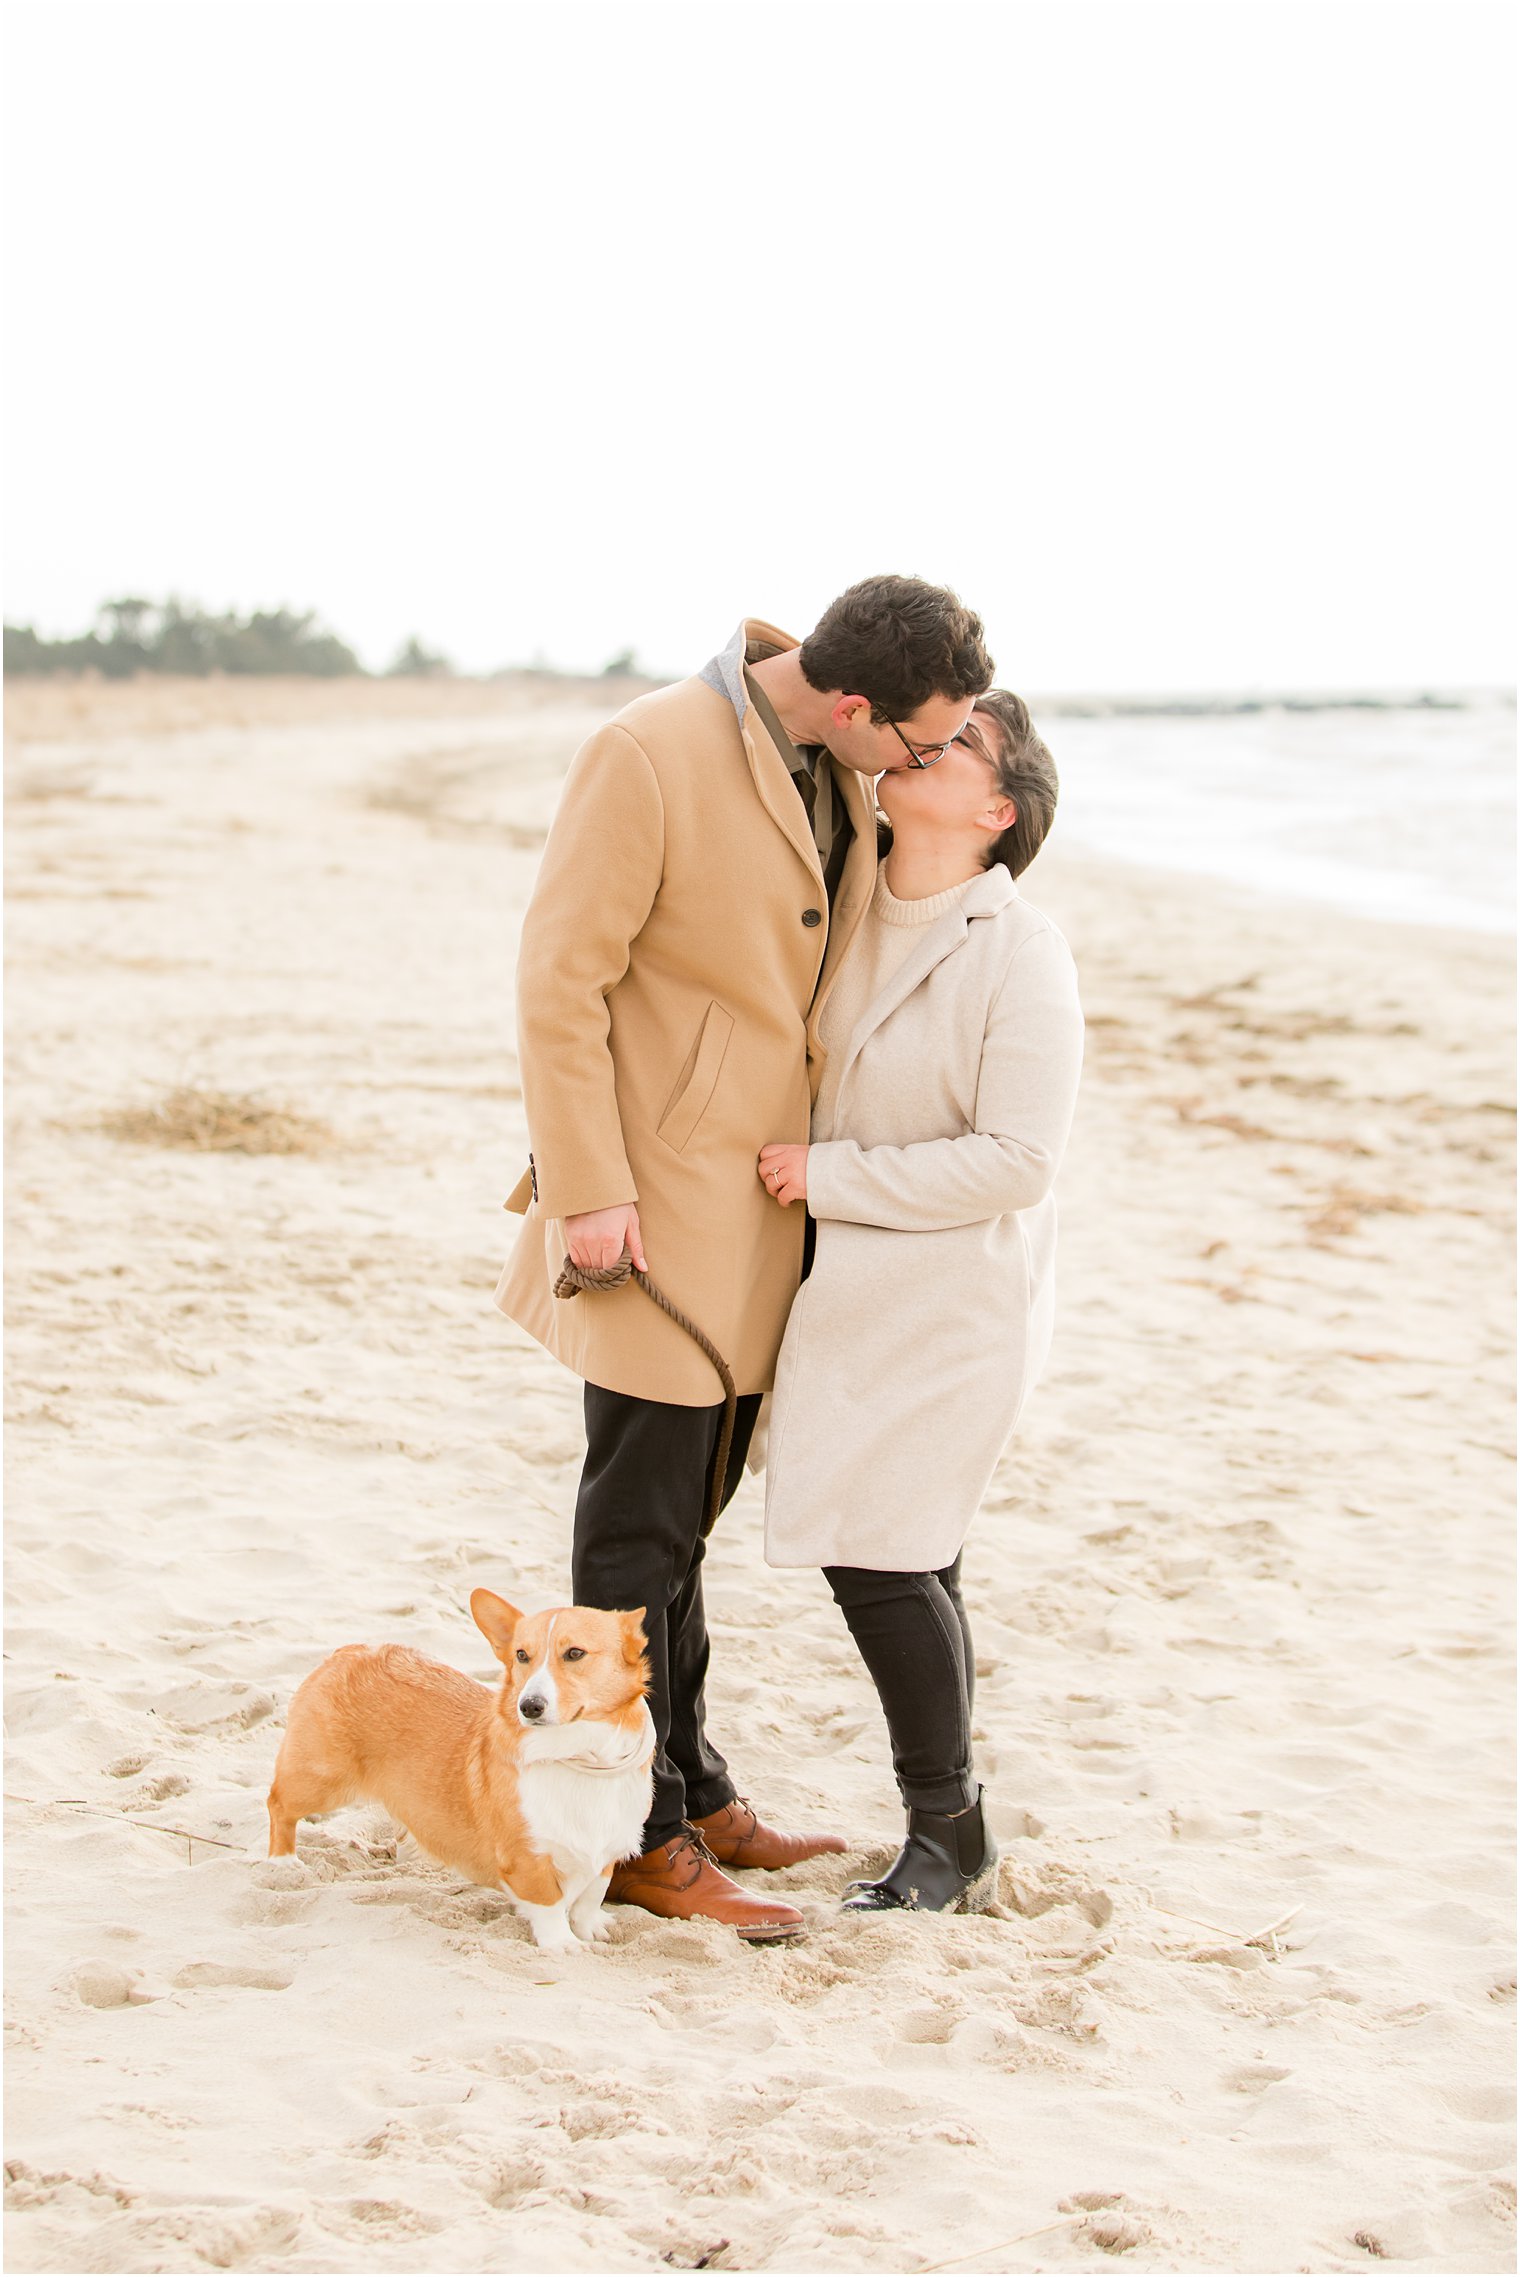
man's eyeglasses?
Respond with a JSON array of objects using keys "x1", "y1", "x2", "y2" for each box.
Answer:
[{"x1": 882, "y1": 717, "x2": 972, "y2": 771}]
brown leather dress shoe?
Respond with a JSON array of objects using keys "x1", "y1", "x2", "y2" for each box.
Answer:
[
  {"x1": 690, "y1": 1796, "x2": 849, "y2": 1871},
  {"x1": 606, "y1": 1831, "x2": 804, "y2": 1942}
]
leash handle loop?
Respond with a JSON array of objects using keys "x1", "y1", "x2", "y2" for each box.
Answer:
[{"x1": 554, "y1": 1251, "x2": 737, "y2": 1537}]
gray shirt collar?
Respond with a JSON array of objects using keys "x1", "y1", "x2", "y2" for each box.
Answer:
[{"x1": 698, "y1": 619, "x2": 786, "y2": 725}]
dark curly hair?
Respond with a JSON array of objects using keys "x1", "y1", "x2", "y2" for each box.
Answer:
[{"x1": 799, "y1": 575, "x2": 994, "y2": 721}]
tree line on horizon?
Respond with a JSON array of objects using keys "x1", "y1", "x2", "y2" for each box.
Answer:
[
  {"x1": 6, "y1": 604, "x2": 1470, "y2": 713},
  {"x1": 3, "y1": 599, "x2": 649, "y2": 683},
  {"x1": 2, "y1": 598, "x2": 454, "y2": 680}
]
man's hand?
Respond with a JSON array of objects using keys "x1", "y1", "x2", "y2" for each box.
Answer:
[
  {"x1": 758, "y1": 1143, "x2": 809, "y2": 1208},
  {"x1": 565, "y1": 1203, "x2": 647, "y2": 1273}
]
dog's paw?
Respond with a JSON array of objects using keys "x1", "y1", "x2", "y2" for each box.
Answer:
[
  {"x1": 572, "y1": 1912, "x2": 613, "y2": 1944},
  {"x1": 517, "y1": 1905, "x2": 578, "y2": 1954}
]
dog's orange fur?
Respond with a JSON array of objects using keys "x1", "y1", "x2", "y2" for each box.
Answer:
[{"x1": 266, "y1": 1592, "x2": 648, "y2": 1906}]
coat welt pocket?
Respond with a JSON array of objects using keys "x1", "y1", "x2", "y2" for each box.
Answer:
[{"x1": 656, "y1": 1001, "x2": 735, "y2": 1154}]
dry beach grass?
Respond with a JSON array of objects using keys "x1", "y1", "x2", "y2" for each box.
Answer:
[
  {"x1": 99, "y1": 1089, "x2": 336, "y2": 1158},
  {"x1": 4, "y1": 675, "x2": 1514, "y2": 2274}
]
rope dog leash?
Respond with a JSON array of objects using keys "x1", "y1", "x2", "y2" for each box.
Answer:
[{"x1": 553, "y1": 1251, "x2": 737, "y2": 1537}]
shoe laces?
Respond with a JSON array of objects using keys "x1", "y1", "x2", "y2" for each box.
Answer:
[{"x1": 669, "y1": 1827, "x2": 720, "y2": 1873}]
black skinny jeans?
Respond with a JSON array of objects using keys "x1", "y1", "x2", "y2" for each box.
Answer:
[
  {"x1": 572, "y1": 1382, "x2": 762, "y2": 1850},
  {"x1": 824, "y1": 1554, "x2": 978, "y2": 1815}
]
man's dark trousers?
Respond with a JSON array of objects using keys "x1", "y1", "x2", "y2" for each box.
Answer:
[{"x1": 572, "y1": 1385, "x2": 763, "y2": 1850}]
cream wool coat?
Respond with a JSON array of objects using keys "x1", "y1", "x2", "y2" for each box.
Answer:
[
  {"x1": 494, "y1": 620, "x2": 878, "y2": 1405},
  {"x1": 763, "y1": 865, "x2": 1084, "y2": 1571}
]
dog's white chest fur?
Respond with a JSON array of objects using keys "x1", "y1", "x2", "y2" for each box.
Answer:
[{"x1": 517, "y1": 1704, "x2": 655, "y2": 1889}]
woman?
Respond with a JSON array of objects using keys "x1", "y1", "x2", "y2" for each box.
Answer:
[{"x1": 756, "y1": 690, "x2": 1083, "y2": 1915}]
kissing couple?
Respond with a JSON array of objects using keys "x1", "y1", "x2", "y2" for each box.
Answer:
[{"x1": 495, "y1": 575, "x2": 1083, "y2": 1941}]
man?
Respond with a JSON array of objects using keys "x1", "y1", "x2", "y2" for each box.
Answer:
[{"x1": 495, "y1": 575, "x2": 994, "y2": 1940}]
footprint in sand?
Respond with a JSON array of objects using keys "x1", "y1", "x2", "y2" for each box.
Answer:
[
  {"x1": 1002, "y1": 1867, "x2": 1113, "y2": 1927},
  {"x1": 949, "y1": 2015, "x2": 1054, "y2": 2073},
  {"x1": 1168, "y1": 1803, "x2": 1255, "y2": 1841},
  {"x1": 1059, "y1": 2192, "x2": 1157, "y2": 2256},
  {"x1": 235, "y1": 1884, "x2": 318, "y2": 1927},
  {"x1": 172, "y1": 1961, "x2": 293, "y2": 1992},
  {"x1": 1434, "y1": 2079, "x2": 1517, "y2": 2125},
  {"x1": 152, "y1": 1682, "x2": 274, "y2": 1733},
  {"x1": 163, "y1": 2204, "x2": 301, "y2": 2268},
  {"x1": 642, "y1": 1929, "x2": 746, "y2": 1974},
  {"x1": 136, "y1": 1771, "x2": 192, "y2": 1802},
  {"x1": 59, "y1": 1962, "x2": 158, "y2": 2009},
  {"x1": 1408, "y1": 1899, "x2": 1507, "y2": 1947},
  {"x1": 248, "y1": 1855, "x2": 312, "y2": 1890},
  {"x1": 893, "y1": 2002, "x2": 961, "y2": 2045},
  {"x1": 4, "y1": 2163, "x2": 135, "y2": 2212},
  {"x1": 329, "y1": 2197, "x2": 444, "y2": 2239},
  {"x1": 1223, "y1": 2062, "x2": 1292, "y2": 2093},
  {"x1": 1083, "y1": 2212, "x2": 1154, "y2": 2255}
]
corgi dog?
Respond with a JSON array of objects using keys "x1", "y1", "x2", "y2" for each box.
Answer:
[{"x1": 266, "y1": 1590, "x2": 654, "y2": 1951}]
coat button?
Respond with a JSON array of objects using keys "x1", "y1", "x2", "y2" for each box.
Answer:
[{"x1": 802, "y1": 907, "x2": 822, "y2": 928}]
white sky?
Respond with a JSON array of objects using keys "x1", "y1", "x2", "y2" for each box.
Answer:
[{"x1": 5, "y1": 0, "x2": 1515, "y2": 689}]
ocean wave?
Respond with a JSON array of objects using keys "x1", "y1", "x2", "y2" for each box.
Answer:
[{"x1": 1044, "y1": 698, "x2": 1515, "y2": 934}]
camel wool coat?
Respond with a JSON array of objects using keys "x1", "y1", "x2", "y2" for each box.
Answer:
[
  {"x1": 763, "y1": 865, "x2": 1084, "y2": 1571},
  {"x1": 494, "y1": 620, "x2": 878, "y2": 1405}
]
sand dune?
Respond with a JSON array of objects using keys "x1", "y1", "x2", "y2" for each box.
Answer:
[{"x1": 5, "y1": 677, "x2": 1514, "y2": 2274}]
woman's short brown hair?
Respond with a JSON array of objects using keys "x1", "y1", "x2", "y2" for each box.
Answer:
[
  {"x1": 799, "y1": 574, "x2": 994, "y2": 721},
  {"x1": 965, "y1": 690, "x2": 1059, "y2": 879}
]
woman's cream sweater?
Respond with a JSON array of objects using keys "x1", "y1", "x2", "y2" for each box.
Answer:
[{"x1": 813, "y1": 869, "x2": 977, "y2": 1141}]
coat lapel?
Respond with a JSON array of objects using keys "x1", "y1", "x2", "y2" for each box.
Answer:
[
  {"x1": 739, "y1": 709, "x2": 823, "y2": 883},
  {"x1": 832, "y1": 867, "x2": 1018, "y2": 1099},
  {"x1": 710, "y1": 616, "x2": 824, "y2": 884},
  {"x1": 836, "y1": 907, "x2": 970, "y2": 1093}
]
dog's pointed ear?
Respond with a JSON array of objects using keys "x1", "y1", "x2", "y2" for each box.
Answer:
[
  {"x1": 471, "y1": 1588, "x2": 523, "y2": 1663},
  {"x1": 619, "y1": 1607, "x2": 648, "y2": 1666}
]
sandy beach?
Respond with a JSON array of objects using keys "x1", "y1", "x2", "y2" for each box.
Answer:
[{"x1": 4, "y1": 674, "x2": 1514, "y2": 2275}]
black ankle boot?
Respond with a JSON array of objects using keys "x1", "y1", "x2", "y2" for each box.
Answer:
[{"x1": 842, "y1": 1789, "x2": 998, "y2": 1915}]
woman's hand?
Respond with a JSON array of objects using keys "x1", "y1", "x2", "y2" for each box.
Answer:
[{"x1": 758, "y1": 1143, "x2": 809, "y2": 1207}]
